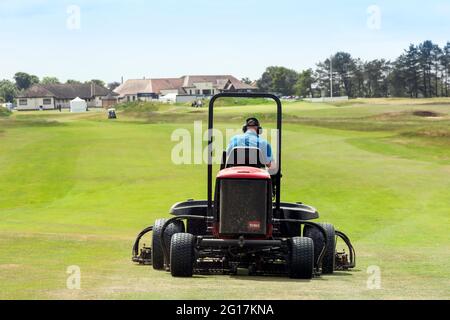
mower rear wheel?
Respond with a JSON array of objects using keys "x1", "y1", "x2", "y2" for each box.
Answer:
[
  {"x1": 289, "y1": 237, "x2": 314, "y2": 279},
  {"x1": 304, "y1": 223, "x2": 336, "y2": 274},
  {"x1": 170, "y1": 233, "x2": 195, "y2": 277},
  {"x1": 152, "y1": 218, "x2": 185, "y2": 270}
]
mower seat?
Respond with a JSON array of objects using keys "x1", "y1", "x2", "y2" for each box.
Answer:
[{"x1": 225, "y1": 147, "x2": 268, "y2": 169}]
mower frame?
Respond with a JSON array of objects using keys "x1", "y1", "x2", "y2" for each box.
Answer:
[{"x1": 132, "y1": 92, "x2": 356, "y2": 277}]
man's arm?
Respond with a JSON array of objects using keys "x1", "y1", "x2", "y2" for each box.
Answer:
[
  {"x1": 226, "y1": 136, "x2": 238, "y2": 155},
  {"x1": 260, "y1": 140, "x2": 273, "y2": 168}
]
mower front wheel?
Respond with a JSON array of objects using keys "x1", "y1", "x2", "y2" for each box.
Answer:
[
  {"x1": 170, "y1": 233, "x2": 195, "y2": 277},
  {"x1": 304, "y1": 223, "x2": 336, "y2": 274},
  {"x1": 152, "y1": 218, "x2": 185, "y2": 270},
  {"x1": 288, "y1": 237, "x2": 314, "y2": 279}
]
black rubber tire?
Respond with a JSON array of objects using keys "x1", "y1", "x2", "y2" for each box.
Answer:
[
  {"x1": 289, "y1": 237, "x2": 314, "y2": 279},
  {"x1": 170, "y1": 233, "x2": 195, "y2": 277},
  {"x1": 303, "y1": 223, "x2": 336, "y2": 274},
  {"x1": 152, "y1": 219, "x2": 185, "y2": 270}
]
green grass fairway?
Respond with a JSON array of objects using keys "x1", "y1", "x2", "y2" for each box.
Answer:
[{"x1": 0, "y1": 99, "x2": 449, "y2": 300}]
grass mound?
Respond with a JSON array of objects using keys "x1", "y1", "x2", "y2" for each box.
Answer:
[
  {"x1": 402, "y1": 127, "x2": 450, "y2": 139},
  {"x1": 115, "y1": 101, "x2": 160, "y2": 114}
]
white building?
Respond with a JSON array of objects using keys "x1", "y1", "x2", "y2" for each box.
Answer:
[
  {"x1": 114, "y1": 75, "x2": 257, "y2": 103},
  {"x1": 16, "y1": 83, "x2": 117, "y2": 111}
]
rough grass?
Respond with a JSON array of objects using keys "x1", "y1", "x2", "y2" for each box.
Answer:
[
  {"x1": 0, "y1": 106, "x2": 12, "y2": 117},
  {"x1": 0, "y1": 99, "x2": 449, "y2": 300}
]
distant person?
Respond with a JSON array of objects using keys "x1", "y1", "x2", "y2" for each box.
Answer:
[{"x1": 39, "y1": 105, "x2": 43, "y2": 111}]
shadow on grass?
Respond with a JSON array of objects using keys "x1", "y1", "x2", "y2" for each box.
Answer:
[{"x1": 225, "y1": 271, "x2": 356, "y2": 283}]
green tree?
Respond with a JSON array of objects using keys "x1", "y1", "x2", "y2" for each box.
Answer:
[
  {"x1": 66, "y1": 79, "x2": 82, "y2": 84},
  {"x1": 316, "y1": 53, "x2": 358, "y2": 97},
  {"x1": 14, "y1": 72, "x2": 39, "y2": 90},
  {"x1": 86, "y1": 79, "x2": 106, "y2": 88},
  {"x1": 295, "y1": 69, "x2": 315, "y2": 98},
  {"x1": 108, "y1": 81, "x2": 121, "y2": 91},
  {"x1": 442, "y1": 42, "x2": 450, "y2": 97},
  {"x1": 257, "y1": 66, "x2": 298, "y2": 95},
  {"x1": 241, "y1": 77, "x2": 252, "y2": 85},
  {"x1": 431, "y1": 44, "x2": 443, "y2": 96},
  {"x1": 352, "y1": 58, "x2": 366, "y2": 97},
  {"x1": 332, "y1": 52, "x2": 357, "y2": 97},
  {"x1": 41, "y1": 76, "x2": 60, "y2": 85},
  {"x1": 418, "y1": 41, "x2": 435, "y2": 97},
  {"x1": 0, "y1": 80, "x2": 18, "y2": 102},
  {"x1": 403, "y1": 45, "x2": 422, "y2": 98},
  {"x1": 364, "y1": 59, "x2": 391, "y2": 97},
  {"x1": 388, "y1": 62, "x2": 407, "y2": 97}
]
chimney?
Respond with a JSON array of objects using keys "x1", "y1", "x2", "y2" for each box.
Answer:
[
  {"x1": 121, "y1": 76, "x2": 124, "y2": 84},
  {"x1": 91, "y1": 82, "x2": 95, "y2": 97}
]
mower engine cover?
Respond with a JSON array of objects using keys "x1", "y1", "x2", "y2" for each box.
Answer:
[{"x1": 215, "y1": 167, "x2": 272, "y2": 237}]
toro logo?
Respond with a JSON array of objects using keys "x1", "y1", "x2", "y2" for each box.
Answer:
[{"x1": 248, "y1": 221, "x2": 261, "y2": 231}]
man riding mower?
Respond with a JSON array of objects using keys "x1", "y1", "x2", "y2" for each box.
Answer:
[{"x1": 132, "y1": 92, "x2": 355, "y2": 279}]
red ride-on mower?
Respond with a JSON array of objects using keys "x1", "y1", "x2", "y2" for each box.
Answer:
[{"x1": 132, "y1": 93, "x2": 355, "y2": 279}]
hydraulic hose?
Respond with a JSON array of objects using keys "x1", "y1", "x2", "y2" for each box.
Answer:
[{"x1": 335, "y1": 230, "x2": 356, "y2": 269}]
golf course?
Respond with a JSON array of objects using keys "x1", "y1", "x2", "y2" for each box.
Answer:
[{"x1": 0, "y1": 98, "x2": 449, "y2": 300}]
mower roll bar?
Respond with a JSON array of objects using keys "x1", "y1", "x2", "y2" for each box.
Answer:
[{"x1": 207, "y1": 93, "x2": 283, "y2": 217}]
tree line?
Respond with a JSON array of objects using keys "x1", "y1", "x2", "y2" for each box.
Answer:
[
  {"x1": 2, "y1": 40, "x2": 449, "y2": 103},
  {"x1": 256, "y1": 40, "x2": 450, "y2": 98},
  {"x1": 0, "y1": 73, "x2": 121, "y2": 103}
]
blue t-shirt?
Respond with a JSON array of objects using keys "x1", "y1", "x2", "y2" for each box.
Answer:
[{"x1": 227, "y1": 131, "x2": 273, "y2": 164}]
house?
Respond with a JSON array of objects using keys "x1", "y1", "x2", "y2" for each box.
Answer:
[
  {"x1": 101, "y1": 93, "x2": 120, "y2": 109},
  {"x1": 16, "y1": 83, "x2": 118, "y2": 111},
  {"x1": 114, "y1": 75, "x2": 257, "y2": 103}
]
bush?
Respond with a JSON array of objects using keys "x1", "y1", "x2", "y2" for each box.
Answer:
[{"x1": 0, "y1": 106, "x2": 12, "y2": 117}]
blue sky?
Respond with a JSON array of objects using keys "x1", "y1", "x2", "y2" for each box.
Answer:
[{"x1": 1, "y1": 0, "x2": 449, "y2": 83}]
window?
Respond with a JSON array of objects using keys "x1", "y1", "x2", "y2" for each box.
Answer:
[
  {"x1": 202, "y1": 89, "x2": 212, "y2": 95},
  {"x1": 19, "y1": 99, "x2": 27, "y2": 106},
  {"x1": 196, "y1": 90, "x2": 200, "y2": 95},
  {"x1": 43, "y1": 98, "x2": 52, "y2": 105}
]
